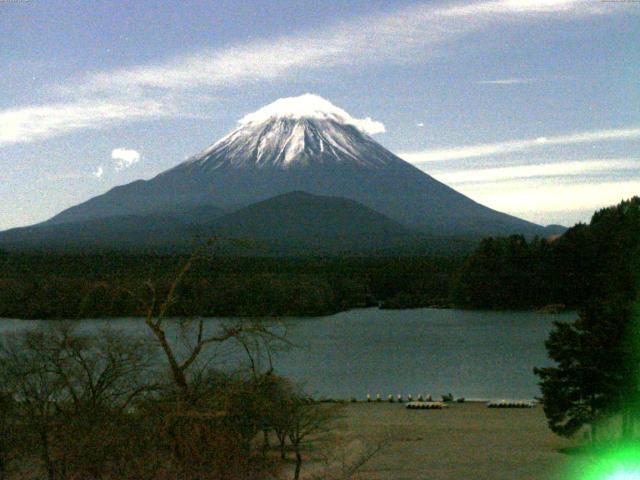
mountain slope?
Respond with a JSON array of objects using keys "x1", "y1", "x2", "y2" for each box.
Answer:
[
  {"x1": 0, "y1": 192, "x2": 434, "y2": 254},
  {"x1": 155, "y1": 113, "x2": 540, "y2": 236},
  {"x1": 0, "y1": 206, "x2": 225, "y2": 251},
  {"x1": 207, "y1": 191, "x2": 418, "y2": 247},
  {"x1": 42, "y1": 94, "x2": 546, "y2": 238}
]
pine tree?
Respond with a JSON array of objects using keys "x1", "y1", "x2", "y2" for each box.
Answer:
[{"x1": 534, "y1": 298, "x2": 638, "y2": 440}]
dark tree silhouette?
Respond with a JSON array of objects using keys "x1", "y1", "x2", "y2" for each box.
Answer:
[
  {"x1": 534, "y1": 299, "x2": 638, "y2": 440},
  {"x1": 535, "y1": 197, "x2": 640, "y2": 442}
]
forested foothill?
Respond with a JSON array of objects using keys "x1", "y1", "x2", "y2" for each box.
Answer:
[
  {"x1": 454, "y1": 197, "x2": 640, "y2": 310},
  {"x1": 1, "y1": 197, "x2": 639, "y2": 319},
  {"x1": 0, "y1": 254, "x2": 458, "y2": 319}
]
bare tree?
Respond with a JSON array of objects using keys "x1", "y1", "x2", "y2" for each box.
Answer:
[
  {"x1": 42, "y1": 323, "x2": 157, "y2": 413},
  {"x1": 140, "y1": 243, "x2": 287, "y2": 397},
  {"x1": 0, "y1": 391, "x2": 15, "y2": 480},
  {"x1": 284, "y1": 398, "x2": 343, "y2": 480},
  {"x1": 0, "y1": 329, "x2": 66, "y2": 480},
  {"x1": 135, "y1": 242, "x2": 292, "y2": 478},
  {"x1": 232, "y1": 321, "x2": 293, "y2": 455},
  {"x1": 0, "y1": 323, "x2": 158, "y2": 480}
]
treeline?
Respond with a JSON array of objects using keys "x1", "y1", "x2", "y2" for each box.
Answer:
[
  {"x1": 0, "y1": 254, "x2": 459, "y2": 319},
  {"x1": 453, "y1": 197, "x2": 640, "y2": 310},
  {"x1": 2, "y1": 197, "x2": 638, "y2": 318}
]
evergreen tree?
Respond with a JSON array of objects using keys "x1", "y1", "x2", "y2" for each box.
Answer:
[
  {"x1": 535, "y1": 197, "x2": 640, "y2": 442},
  {"x1": 534, "y1": 298, "x2": 638, "y2": 440}
]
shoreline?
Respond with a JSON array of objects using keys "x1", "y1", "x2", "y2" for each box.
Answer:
[
  {"x1": 307, "y1": 402, "x2": 581, "y2": 480},
  {"x1": 0, "y1": 305, "x2": 576, "y2": 322},
  {"x1": 0, "y1": 310, "x2": 562, "y2": 403}
]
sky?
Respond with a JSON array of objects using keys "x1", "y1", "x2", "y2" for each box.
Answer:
[{"x1": 1, "y1": 0, "x2": 639, "y2": 230}]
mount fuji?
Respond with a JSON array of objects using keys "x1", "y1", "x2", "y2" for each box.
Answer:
[{"x1": 1, "y1": 94, "x2": 558, "y2": 252}]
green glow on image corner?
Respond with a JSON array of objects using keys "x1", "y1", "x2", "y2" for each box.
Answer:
[
  {"x1": 608, "y1": 473, "x2": 640, "y2": 480},
  {"x1": 568, "y1": 443, "x2": 640, "y2": 480}
]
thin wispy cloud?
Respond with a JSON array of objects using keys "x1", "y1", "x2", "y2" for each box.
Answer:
[
  {"x1": 0, "y1": 100, "x2": 168, "y2": 147},
  {"x1": 430, "y1": 158, "x2": 639, "y2": 184},
  {"x1": 0, "y1": 0, "x2": 624, "y2": 148},
  {"x1": 477, "y1": 78, "x2": 535, "y2": 85},
  {"x1": 462, "y1": 180, "x2": 640, "y2": 216},
  {"x1": 400, "y1": 127, "x2": 640, "y2": 164},
  {"x1": 404, "y1": 124, "x2": 640, "y2": 223},
  {"x1": 92, "y1": 166, "x2": 104, "y2": 179},
  {"x1": 432, "y1": 159, "x2": 640, "y2": 224},
  {"x1": 69, "y1": 0, "x2": 612, "y2": 97},
  {"x1": 440, "y1": 0, "x2": 609, "y2": 16}
]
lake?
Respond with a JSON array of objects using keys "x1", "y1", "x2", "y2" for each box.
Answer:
[{"x1": 0, "y1": 308, "x2": 575, "y2": 401}]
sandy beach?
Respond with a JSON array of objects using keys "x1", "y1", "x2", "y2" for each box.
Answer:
[{"x1": 306, "y1": 401, "x2": 584, "y2": 480}]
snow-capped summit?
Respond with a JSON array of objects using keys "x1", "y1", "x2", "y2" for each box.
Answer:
[
  {"x1": 184, "y1": 94, "x2": 390, "y2": 169},
  {"x1": 237, "y1": 94, "x2": 385, "y2": 135}
]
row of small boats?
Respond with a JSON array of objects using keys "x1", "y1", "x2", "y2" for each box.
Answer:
[
  {"x1": 366, "y1": 393, "x2": 462, "y2": 403},
  {"x1": 406, "y1": 401, "x2": 448, "y2": 409},
  {"x1": 363, "y1": 393, "x2": 536, "y2": 409},
  {"x1": 486, "y1": 400, "x2": 535, "y2": 408},
  {"x1": 404, "y1": 399, "x2": 536, "y2": 409}
]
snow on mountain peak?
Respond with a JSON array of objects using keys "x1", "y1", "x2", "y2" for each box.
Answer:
[{"x1": 238, "y1": 94, "x2": 386, "y2": 135}]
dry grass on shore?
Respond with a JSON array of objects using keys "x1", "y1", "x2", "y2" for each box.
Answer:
[{"x1": 300, "y1": 402, "x2": 586, "y2": 480}]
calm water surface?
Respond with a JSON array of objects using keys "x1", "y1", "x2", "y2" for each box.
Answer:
[{"x1": 0, "y1": 308, "x2": 575, "y2": 400}]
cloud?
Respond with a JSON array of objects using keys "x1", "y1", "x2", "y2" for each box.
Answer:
[
  {"x1": 111, "y1": 148, "x2": 141, "y2": 171},
  {"x1": 350, "y1": 117, "x2": 386, "y2": 135},
  {"x1": 403, "y1": 124, "x2": 640, "y2": 224},
  {"x1": 460, "y1": 180, "x2": 640, "y2": 216},
  {"x1": 430, "y1": 158, "x2": 639, "y2": 184},
  {"x1": 75, "y1": 0, "x2": 610, "y2": 97},
  {"x1": 0, "y1": 99, "x2": 168, "y2": 147},
  {"x1": 0, "y1": 0, "x2": 624, "y2": 147},
  {"x1": 93, "y1": 165, "x2": 104, "y2": 179},
  {"x1": 417, "y1": 122, "x2": 425, "y2": 127},
  {"x1": 427, "y1": 159, "x2": 640, "y2": 224},
  {"x1": 477, "y1": 78, "x2": 535, "y2": 85},
  {"x1": 440, "y1": 0, "x2": 607, "y2": 16},
  {"x1": 400, "y1": 127, "x2": 640, "y2": 163},
  {"x1": 416, "y1": 152, "x2": 640, "y2": 224},
  {"x1": 237, "y1": 93, "x2": 385, "y2": 135}
]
